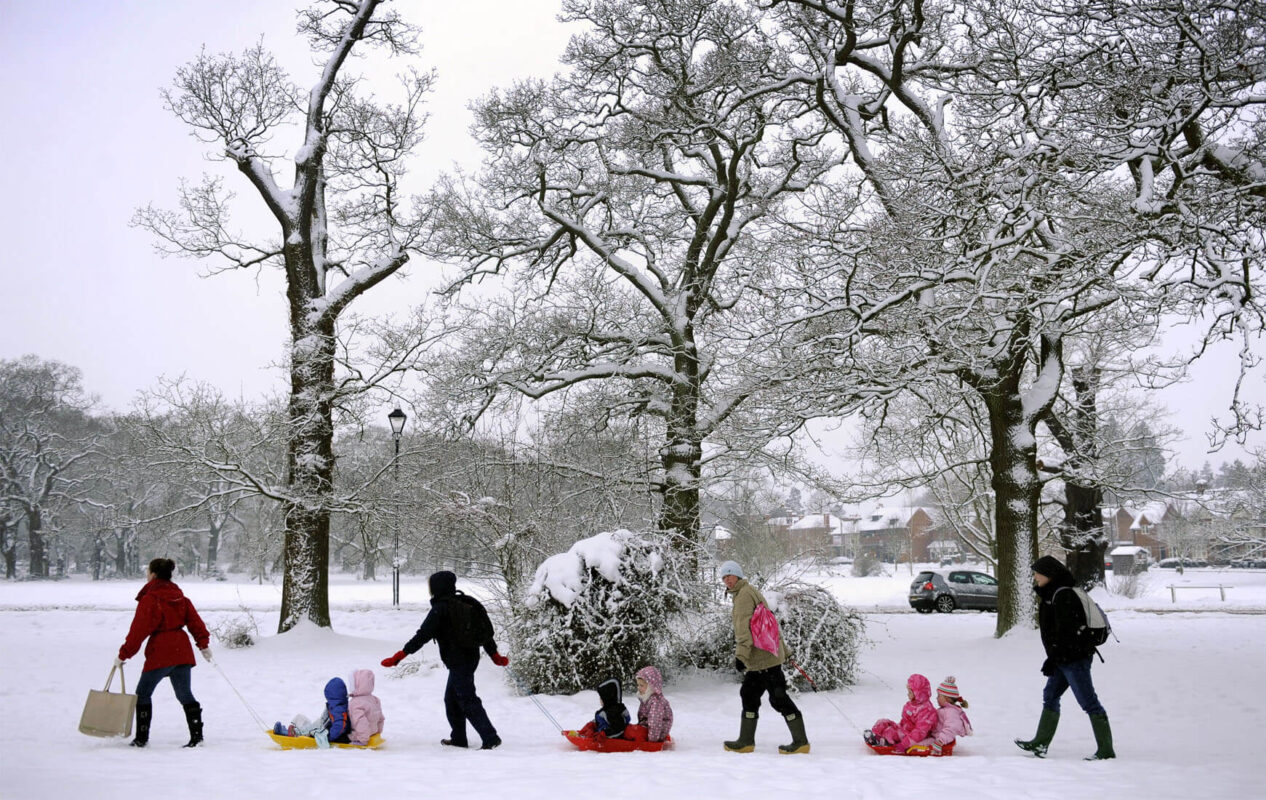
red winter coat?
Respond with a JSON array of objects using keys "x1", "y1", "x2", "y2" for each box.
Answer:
[{"x1": 118, "y1": 579, "x2": 210, "y2": 672}]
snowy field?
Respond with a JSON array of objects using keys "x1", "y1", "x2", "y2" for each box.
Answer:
[{"x1": 3, "y1": 565, "x2": 1264, "y2": 800}]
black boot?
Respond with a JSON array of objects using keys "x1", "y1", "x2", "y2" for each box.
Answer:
[
  {"x1": 182, "y1": 702, "x2": 204, "y2": 747},
  {"x1": 130, "y1": 702, "x2": 152, "y2": 748}
]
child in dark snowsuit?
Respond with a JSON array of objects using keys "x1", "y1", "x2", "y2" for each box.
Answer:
[
  {"x1": 272, "y1": 676, "x2": 352, "y2": 748},
  {"x1": 578, "y1": 677, "x2": 631, "y2": 739}
]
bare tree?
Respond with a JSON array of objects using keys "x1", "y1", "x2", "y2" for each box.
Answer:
[
  {"x1": 134, "y1": 0, "x2": 433, "y2": 630},
  {"x1": 0, "y1": 356, "x2": 101, "y2": 578},
  {"x1": 767, "y1": 0, "x2": 1266, "y2": 634},
  {"x1": 426, "y1": 0, "x2": 838, "y2": 553}
]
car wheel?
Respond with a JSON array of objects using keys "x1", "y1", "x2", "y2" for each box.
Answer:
[{"x1": 935, "y1": 595, "x2": 955, "y2": 613}]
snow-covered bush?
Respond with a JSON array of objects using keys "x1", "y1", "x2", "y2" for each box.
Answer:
[
  {"x1": 674, "y1": 581, "x2": 866, "y2": 691},
  {"x1": 211, "y1": 610, "x2": 259, "y2": 649},
  {"x1": 774, "y1": 582, "x2": 866, "y2": 690},
  {"x1": 852, "y1": 551, "x2": 884, "y2": 577},
  {"x1": 1109, "y1": 572, "x2": 1148, "y2": 599},
  {"x1": 509, "y1": 529, "x2": 690, "y2": 694},
  {"x1": 671, "y1": 609, "x2": 736, "y2": 673}
]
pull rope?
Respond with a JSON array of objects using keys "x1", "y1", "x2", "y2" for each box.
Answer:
[
  {"x1": 209, "y1": 659, "x2": 270, "y2": 732},
  {"x1": 504, "y1": 667, "x2": 563, "y2": 732},
  {"x1": 788, "y1": 658, "x2": 865, "y2": 734}
]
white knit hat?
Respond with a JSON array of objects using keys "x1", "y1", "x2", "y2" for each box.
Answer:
[{"x1": 719, "y1": 561, "x2": 745, "y2": 580}]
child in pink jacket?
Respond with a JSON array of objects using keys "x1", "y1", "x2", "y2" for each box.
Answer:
[
  {"x1": 624, "y1": 665, "x2": 674, "y2": 742},
  {"x1": 348, "y1": 668, "x2": 385, "y2": 746},
  {"x1": 928, "y1": 676, "x2": 972, "y2": 755},
  {"x1": 864, "y1": 673, "x2": 938, "y2": 753}
]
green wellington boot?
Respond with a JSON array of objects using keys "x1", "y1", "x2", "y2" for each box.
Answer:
[
  {"x1": 1085, "y1": 713, "x2": 1115, "y2": 760},
  {"x1": 777, "y1": 711, "x2": 810, "y2": 754},
  {"x1": 1014, "y1": 708, "x2": 1059, "y2": 758},
  {"x1": 723, "y1": 711, "x2": 758, "y2": 753}
]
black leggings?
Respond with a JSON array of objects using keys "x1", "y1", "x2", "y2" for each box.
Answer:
[{"x1": 740, "y1": 665, "x2": 800, "y2": 716}]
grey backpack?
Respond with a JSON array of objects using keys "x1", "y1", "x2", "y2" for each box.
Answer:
[{"x1": 1057, "y1": 586, "x2": 1111, "y2": 648}]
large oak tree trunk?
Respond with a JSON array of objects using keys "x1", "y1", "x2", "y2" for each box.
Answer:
[
  {"x1": 1060, "y1": 367, "x2": 1107, "y2": 589},
  {"x1": 278, "y1": 304, "x2": 337, "y2": 631},
  {"x1": 27, "y1": 508, "x2": 48, "y2": 578},
  {"x1": 657, "y1": 339, "x2": 702, "y2": 561},
  {"x1": 984, "y1": 388, "x2": 1042, "y2": 637}
]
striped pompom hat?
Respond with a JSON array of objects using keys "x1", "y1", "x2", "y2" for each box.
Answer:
[{"x1": 937, "y1": 676, "x2": 961, "y2": 699}]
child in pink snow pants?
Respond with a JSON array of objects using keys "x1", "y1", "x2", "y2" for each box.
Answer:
[{"x1": 865, "y1": 674, "x2": 938, "y2": 754}]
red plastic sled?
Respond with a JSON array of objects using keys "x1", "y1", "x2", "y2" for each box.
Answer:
[
  {"x1": 563, "y1": 730, "x2": 673, "y2": 752},
  {"x1": 866, "y1": 741, "x2": 954, "y2": 757}
]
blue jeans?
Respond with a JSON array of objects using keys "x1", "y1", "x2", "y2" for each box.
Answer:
[
  {"x1": 444, "y1": 661, "x2": 497, "y2": 745},
  {"x1": 1042, "y1": 657, "x2": 1105, "y2": 716},
  {"x1": 135, "y1": 665, "x2": 197, "y2": 706}
]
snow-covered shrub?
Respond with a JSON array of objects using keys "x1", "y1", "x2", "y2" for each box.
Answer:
[
  {"x1": 509, "y1": 529, "x2": 690, "y2": 694},
  {"x1": 671, "y1": 581, "x2": 866, "y2": 691},
  {"x1": 773, "y1": 582, "x2": 866, "y2": 691},
  {"x1": 852, "y1": 551, "x2": 883, "y2": 577},
  {"x1": 211, "y1": 610, "x2": 259, "y2": 649},
  {"x1": 670, "y1": 608, "x2": 735, "y2": 673},
  {"x1": 1109, "y1": 572, "x2": 1147, "y2": 599}
]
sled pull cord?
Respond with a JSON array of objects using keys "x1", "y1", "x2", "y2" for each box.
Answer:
[
  {"x1": 209, "y1": 658, "x2": 270, "y2": 732},
  {"x1": 789, "y1": 658, "x2": 864, "y2": 735},
  {"x1": 505, "y1": 667, "x2": 563, "y2": 732}
]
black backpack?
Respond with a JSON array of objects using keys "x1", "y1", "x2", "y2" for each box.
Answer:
[{"x1": 447, "y1": 592, "x2": 495, "y2": 649}]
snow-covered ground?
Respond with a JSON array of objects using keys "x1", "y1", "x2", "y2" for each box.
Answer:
[{"x1": 4, "y1": 565, "x2": 1263, "y2": 799}]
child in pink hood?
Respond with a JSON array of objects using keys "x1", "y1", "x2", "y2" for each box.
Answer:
[
  {"x1": 928, "y1": 676, "x2": 972, "y2": 755},
  {"x1": 624, "y1": 665, "x2": 674, "y2": 743},
  {"x1": 348, "y1": 668, "x2": 385, "y2": 746},
  {"x1": 864, "y1": 673, "x2": 938, "y2": 754}
]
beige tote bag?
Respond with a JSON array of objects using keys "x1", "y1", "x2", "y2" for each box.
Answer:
[{"x1": 78, "y1": 664, "x2": 137, "y2": 738}]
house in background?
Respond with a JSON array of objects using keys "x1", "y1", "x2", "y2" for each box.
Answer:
[
  {"x1": 1102, "y1": 488, "x2": 1266, "y2": 563},
  {"x1": 767, "y1": 505, "x2": 941, "y2": 563},
  {"x1": 705, "y1": 524, "x2": 734, "y2": 561},
  {"x1": 783, "y1": 513, "x2": 848, "y2": 556},
  {"x1": 846, "y1": 505, "x2": 940, "y2": 563}
]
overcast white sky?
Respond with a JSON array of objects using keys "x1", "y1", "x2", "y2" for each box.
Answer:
[{"x1": 0, "y1": 0, "x2": 1259, "y2": 471}]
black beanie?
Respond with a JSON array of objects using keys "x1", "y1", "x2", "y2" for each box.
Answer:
[
  {"x1": 429, "y1": 570, "x2": 457, "y2": 597},
  {"x1": 1031, "y1": 555, "x2": 1074, "y2": 588}
]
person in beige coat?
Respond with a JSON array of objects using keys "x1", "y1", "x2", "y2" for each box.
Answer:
[{"x1": 720, "y1": 561, "x2": 809, "y2": 754}]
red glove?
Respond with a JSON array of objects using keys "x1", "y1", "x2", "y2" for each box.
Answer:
[
  {"x1": 381, "y1": 650, "x2": 407, "y2": 667},
  {"x1": 490, "y1": 652, "x2": 509, "y2": 667}
]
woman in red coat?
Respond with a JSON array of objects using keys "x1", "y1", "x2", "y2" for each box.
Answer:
[{"x1": 116, "y1": 558, "x2": 212, "y2": 747}]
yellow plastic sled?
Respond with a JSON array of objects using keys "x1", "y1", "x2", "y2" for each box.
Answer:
[{"x1": 267, "y1": 730, "x2": 385, "y2": 750}]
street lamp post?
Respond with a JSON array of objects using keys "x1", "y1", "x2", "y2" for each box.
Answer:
[{"x1": 387, "y1": 407, "x2": 407, "y2": 607}]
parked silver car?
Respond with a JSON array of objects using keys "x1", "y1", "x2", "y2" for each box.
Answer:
[{"x1": 909, "y1": 569, "x2": 999, "y2": 613}]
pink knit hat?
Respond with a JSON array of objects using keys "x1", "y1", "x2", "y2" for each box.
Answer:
[{"x1": 937, "y1": 676, "x2": 961, "y2": 699}]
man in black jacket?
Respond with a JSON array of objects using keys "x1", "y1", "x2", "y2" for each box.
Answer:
[
  {"x1": 382, "y1": 571, "x2": 509, "y2": 749},
  {"x1": 1015, "y1": 555, "x2": 1115, "y2": 760}
]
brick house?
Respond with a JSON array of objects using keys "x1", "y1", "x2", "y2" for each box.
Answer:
[{"x1": 768, "y1": 506, "x2": 940, "y2": 562}]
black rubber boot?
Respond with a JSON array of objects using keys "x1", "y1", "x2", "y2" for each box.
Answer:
[
  {"x1": 182, "y1": 702, "x2": 204, "y2": 747},
  {"x1": 723, "y1": 711, "x2": 758, "y2": 753},
  {"x1": 778, "y1": 711, "x2": 810, "y2": 754},
  {"x1": 1014, "y1": 708, "x2": 1059, "y2": 758},
  {"x1": 1085, "y1": 713, "x2": 1115, "y2": 760},
  {"x1": 130, "y1": 702, "x2": 152, "y2": 748}
]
